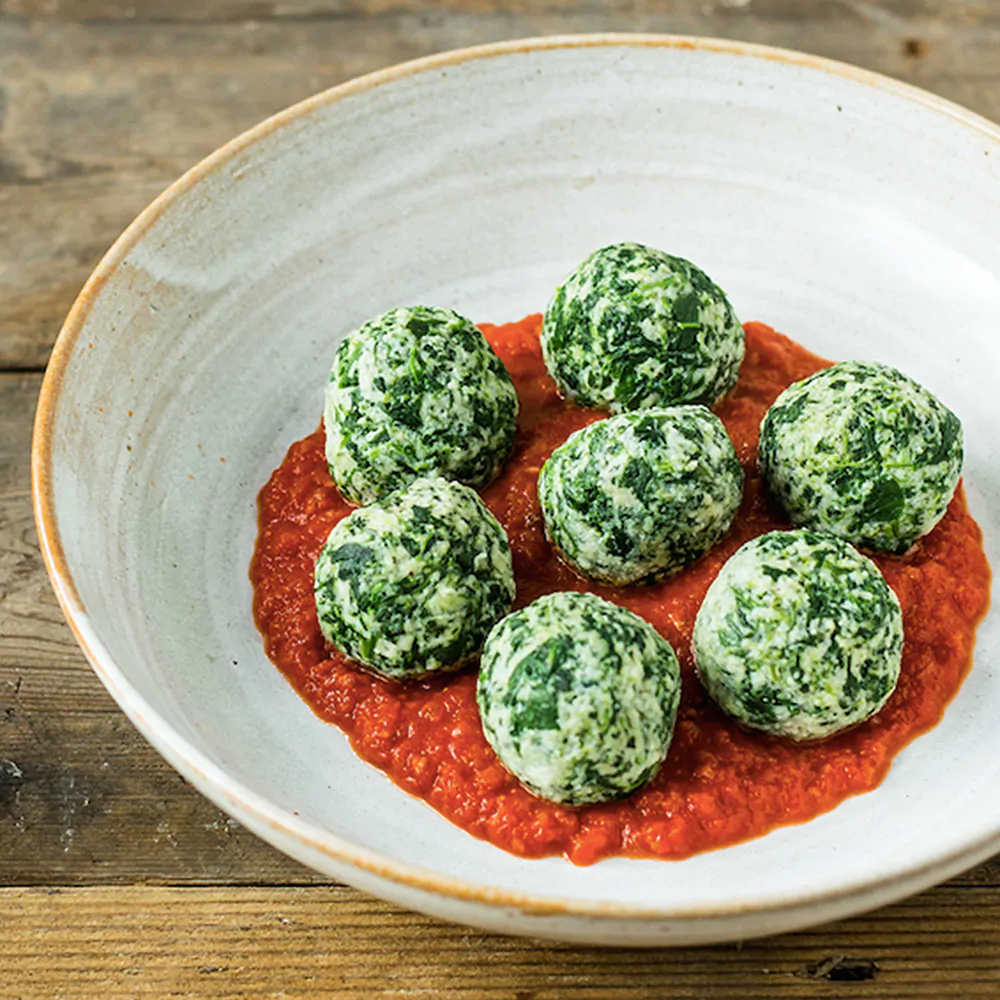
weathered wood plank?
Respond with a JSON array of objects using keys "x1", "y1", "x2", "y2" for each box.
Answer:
[
  {"x1": 0, "y1": 693, "x2": 330, "y2": 885},
  {"x1": 3, "y1": 9, "x2": 1000, "y2": 367},
  {"x1": 5, "y1": 0, "x2": 1000, "y2": 27},
  {"x1": 0, "y1": 374, "x2": 35, "y2": 481},
  {"x1": 4, "y1": 885, "x2": 1000, "y2": 998},
  {"x1": 3, "y1": 374, "x2": 1000, "y2": 886}
]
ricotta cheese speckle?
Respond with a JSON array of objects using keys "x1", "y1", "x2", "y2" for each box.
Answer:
[
  {"x1": 314, "y1": 476, "x2": 515, "y2": 681},
  {"x1": 325, "y1": 305, "x2": 519, "y2": 505},
  {"x1": 538, "y1": 406, "x2": 743, "y2": 585},
  {"x1": 541, "y1": 242, "x2": 745, "y2": 412},
  {"x1": 693, "y1": 529, "x2": 903, "y2": 741},
  {"x1": 759, "y1": 360, "x2": 962, "y2": 553},
  {"x1": 477, "y1": 591, "x2": 681, "y2": 805}
]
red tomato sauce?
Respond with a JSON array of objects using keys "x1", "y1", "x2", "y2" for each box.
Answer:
[{"x1": 251, "y1": 316, "x2": 991, "y2": 865}]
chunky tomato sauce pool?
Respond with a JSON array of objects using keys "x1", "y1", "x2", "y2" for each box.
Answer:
[{"x1": 251, "y1": 316, "x2": 991, "y2": 865}]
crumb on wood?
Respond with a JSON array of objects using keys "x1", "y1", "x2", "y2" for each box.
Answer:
[
  {"x1": 798, "y1": 955, "x2": 879, "y2": 981},
  {"x1": 903, "y1": 37, "x2": 930, "y2": 58}
]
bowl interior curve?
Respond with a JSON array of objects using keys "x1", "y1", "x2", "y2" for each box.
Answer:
[{"x1": 39, "y1": 38, "x2": 1000, "y2": 915}]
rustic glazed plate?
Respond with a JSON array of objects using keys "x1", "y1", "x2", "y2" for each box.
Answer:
[{"x1": 33, "y1": 36, "x2": 1000, "y2": 945}]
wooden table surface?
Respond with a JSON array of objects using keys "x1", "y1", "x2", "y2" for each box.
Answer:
[{"x1": 4, "y1": 1, "x2": 1000, "y2": 996}]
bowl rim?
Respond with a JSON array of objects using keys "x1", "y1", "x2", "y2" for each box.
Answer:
[{"x1": 31, "y1": 32, "x2": 1000, "y2": 921}]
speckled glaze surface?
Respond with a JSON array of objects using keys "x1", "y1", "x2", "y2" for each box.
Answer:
[{"x1": 32, "y1": 36, "x2": 1000, "y2": 946}]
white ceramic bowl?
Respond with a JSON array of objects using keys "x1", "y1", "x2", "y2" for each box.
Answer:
[{"x1": 33, "y1": 35, "x2": 1000, "y2": 946}]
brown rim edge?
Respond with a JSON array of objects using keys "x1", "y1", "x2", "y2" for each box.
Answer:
[{"x1": 31, "y1": 32, "x2": 1000, "y2": 923}]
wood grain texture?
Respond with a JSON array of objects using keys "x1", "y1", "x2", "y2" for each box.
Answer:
[
  {"x1": 3, "y1": 4, "x2": 1000, "y2": 367},
  {"x1": 6, "y1": 0, "x2": 1000, "y2": 26},
  {"x1": 5, "y1": 885, "x2": 1000, "y2": 998}
]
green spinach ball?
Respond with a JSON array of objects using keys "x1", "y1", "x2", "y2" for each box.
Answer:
[
  {"x1": 693, "y1": 529, "x2": 903, "y2": 741},
  {"x1": 324, "y1": 305, "x2": 519, "y2": 505},
  {"x1": 314, "y1": 476, "x2": 515, "y2": 681},
  {"x1": 759, "y1": 360, "x2": 962, "y2": 553},
  {"x1": 538, "y1": 407, "x2": 743, "y2": 585},
  {"x1": 541, "y1": 242, "x2": 745, "y2": 412},
  {"x1": 477, "y1": 592, "x2": 682, "y2": 805}
]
